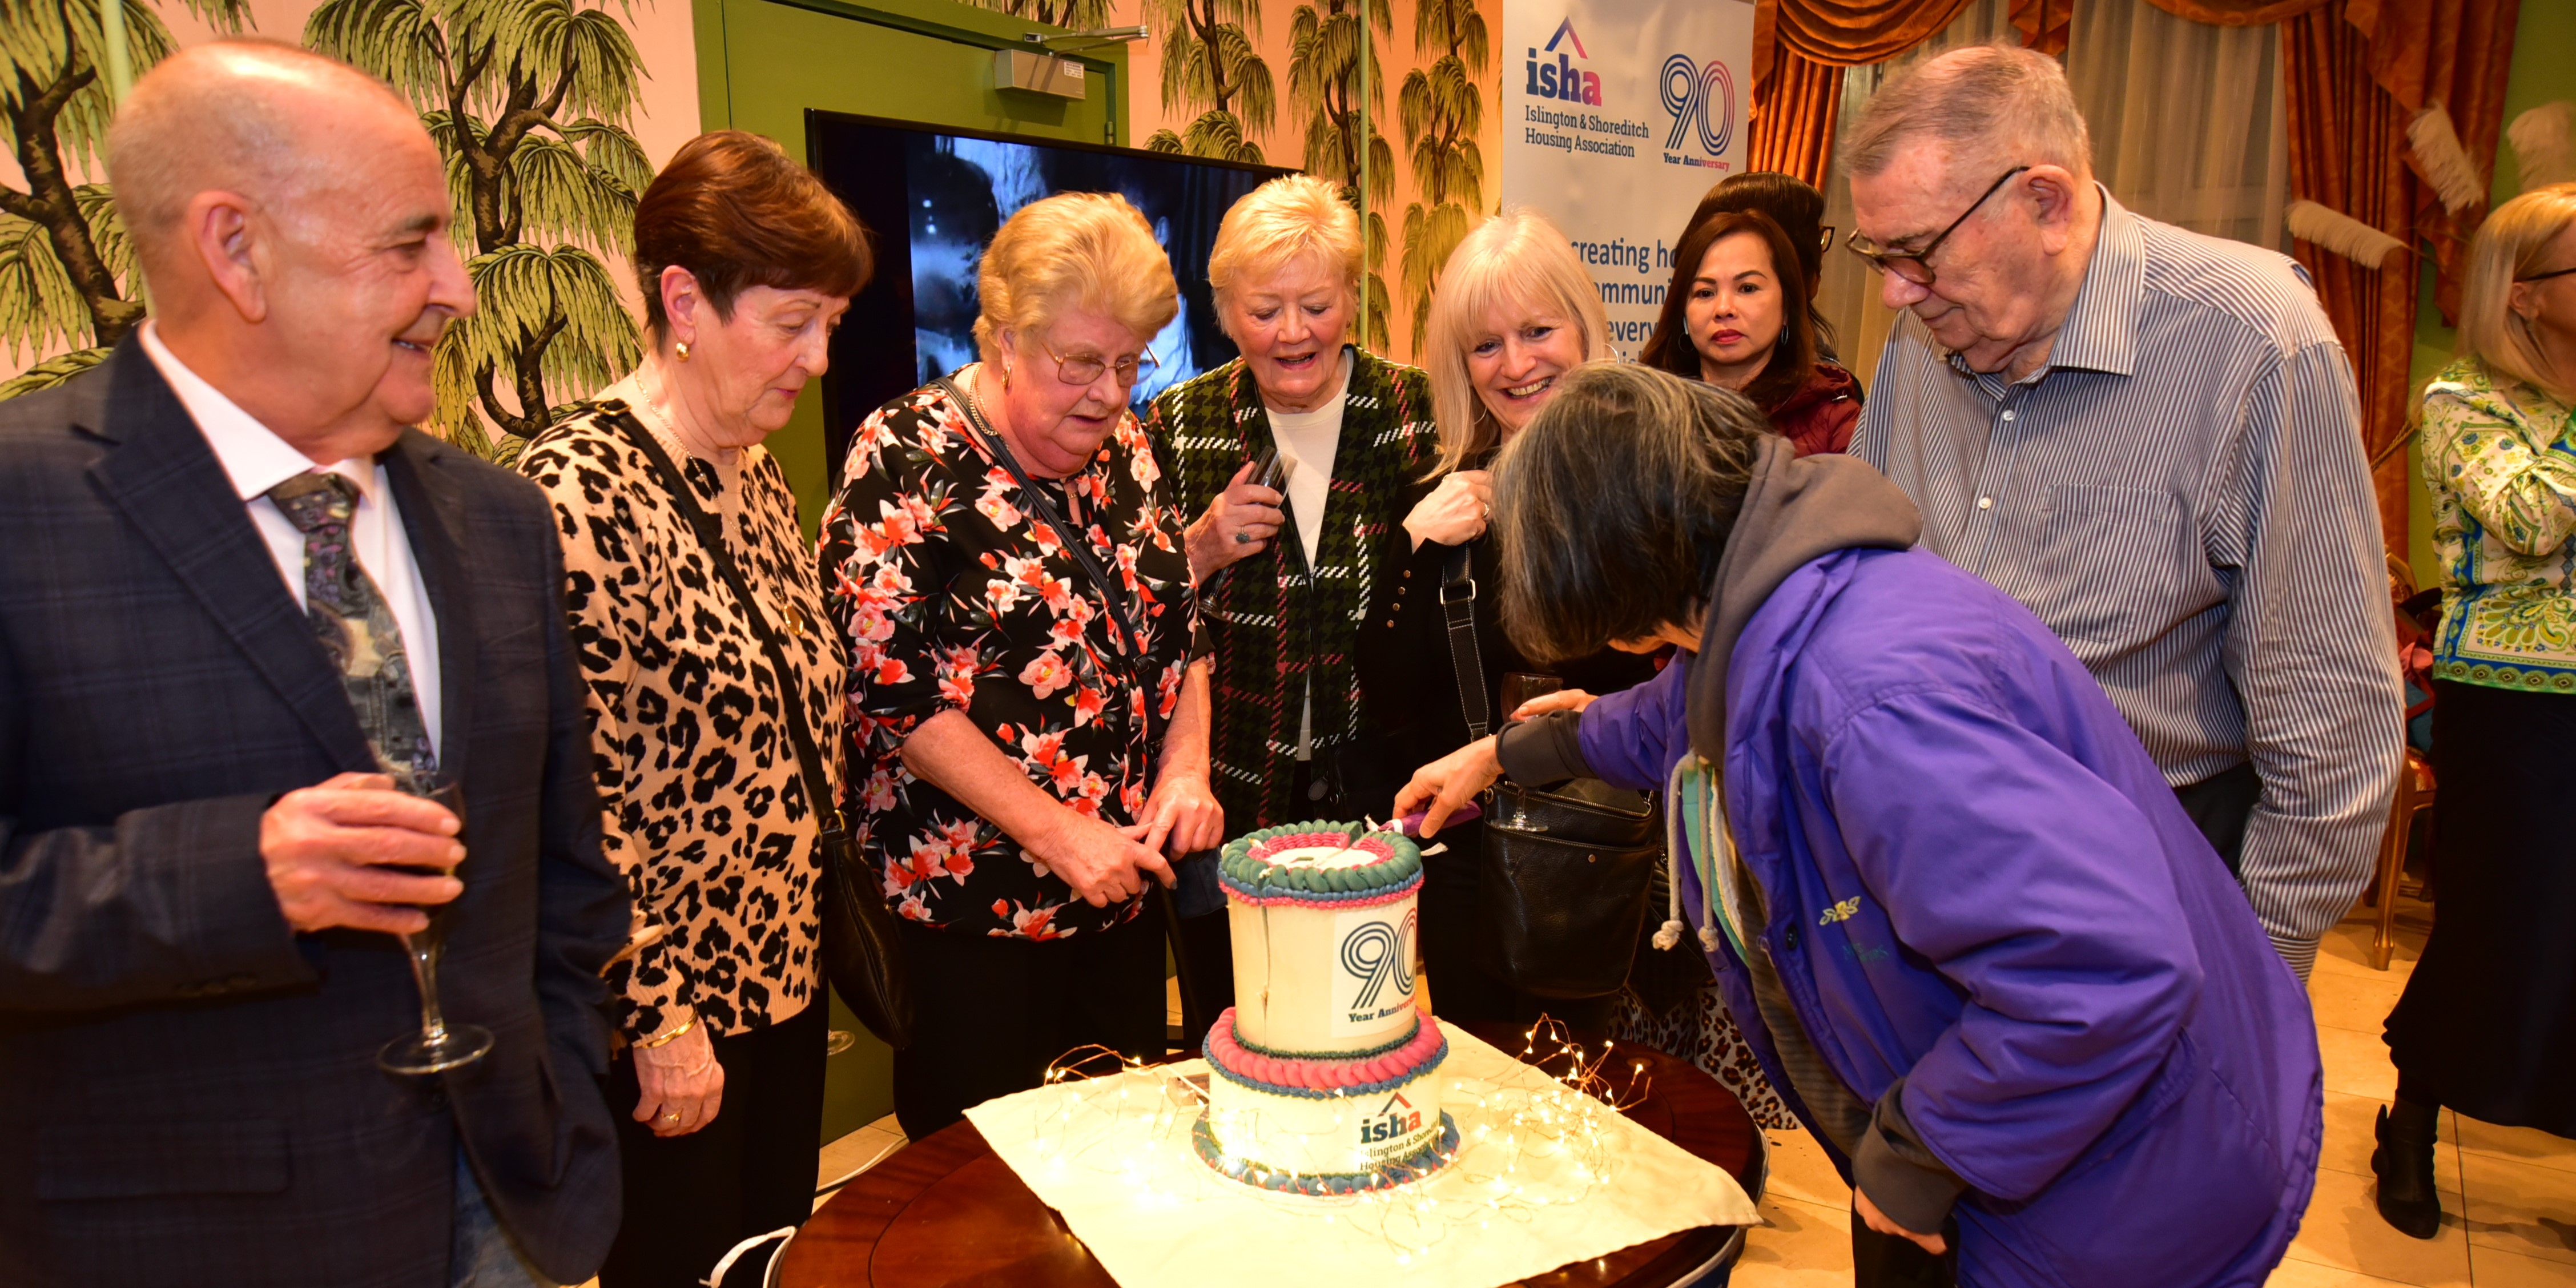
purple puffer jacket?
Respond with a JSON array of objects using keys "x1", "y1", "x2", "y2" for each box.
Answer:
[{"x1": 1567, "y1": 543, "x2": 2323, "y2": 1287}]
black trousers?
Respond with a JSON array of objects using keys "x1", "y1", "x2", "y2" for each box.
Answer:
[
  {"x1": 600, "y1": 1000, "x2": 827, "y2": 1288},
  {"x1": 2386, "y1": 680, "x2": 2576, "y2": 1136},
  {"x1": 1852, "y1": 1211, "x2": 1961, "y2": 1287},
  {"x1": 891, "y1": 912, "x2": 1166, "y2": 1141},
  {"x1": 2172, "y1": 760, "x2": 2262, "y2": 878}
]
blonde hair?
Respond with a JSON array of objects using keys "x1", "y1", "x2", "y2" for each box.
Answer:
[
  {"x1": 975, "y1": 192, "x2": 1180, "y2": 364},
  {"x1": 1423, "y1": 207, "x2": 1611, "y2": 472},
  {"x1": 2460, "y1": 182, "x2": 2576, "y2": 402},
  {"x1": 1208, "y1": 174, "x2": 1363, "y2": 326}
]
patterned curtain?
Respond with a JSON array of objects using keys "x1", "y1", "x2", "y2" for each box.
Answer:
[
  {"x1": 2140, "y1": 0, "x2": 2330, "y2": 22},
  {"x1": 2011, "y1": 0, "x2": 2074, "y2": 55},
  {"x1": 1748, "y1": 0, "x2": 1980, "y2": 187},
  {"x1": 2276, "y1": 1, "x2": 2519, "y2": 545},
  {"x1": 2281, "y1": 8, "x2": 2419, "y2": 545},
  {"x1": 1750, "y1": 45, "x2": 1845, "y2": 186}
]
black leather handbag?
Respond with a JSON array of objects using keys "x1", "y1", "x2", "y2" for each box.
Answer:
[
  {"x1": 1440, "y1": 545, "x2": 1664, "y2": 999},
  {"x1": 613, "y1": 412, "x2": 914, "y2": 1049}
]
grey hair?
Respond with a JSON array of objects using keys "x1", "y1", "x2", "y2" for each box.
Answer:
[
  {"x1": 1844, "y1": 44, "x2": 2092, "y2": 186},
  {"x1": 108, "y1": 39, "x2": 408, "y2": 279},
  {"x1": 1494, "y1": 363, "x2": 1765, "y2": 663}
]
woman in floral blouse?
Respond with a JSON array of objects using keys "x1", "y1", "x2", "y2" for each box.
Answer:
[
  {"x1": 2376, "y1": 183, "x2": 2576, "y2": 1241},
  {"x1": 822, "y1": 192, "x2": 1222, "y2": 1138}
]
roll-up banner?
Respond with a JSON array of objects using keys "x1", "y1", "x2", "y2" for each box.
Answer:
[{"x1": 1498, "y1": 0, "x2": 1756, "y2": 356}]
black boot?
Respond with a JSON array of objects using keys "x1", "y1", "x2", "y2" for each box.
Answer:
[{"x1": 2373, "y1": 1099, "x2": 2444, "y2": 1239}]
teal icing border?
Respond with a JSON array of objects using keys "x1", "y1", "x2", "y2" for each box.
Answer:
[{"x1": 1219, "y1": 822, "x2": 1422, "y2": 899}]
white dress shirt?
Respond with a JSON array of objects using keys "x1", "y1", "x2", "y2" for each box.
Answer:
[{"x1": 138, "y1": 322, "x2": 444, "y2": 754}]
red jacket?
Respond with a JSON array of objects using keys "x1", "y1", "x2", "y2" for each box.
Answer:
[{"x1": 1768, "y1": 361, "x2": 1862, "y2": 456}]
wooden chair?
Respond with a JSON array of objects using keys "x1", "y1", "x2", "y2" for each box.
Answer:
[
  {"x1": 2368, "y1": 748, "x2": 2436, "y2": 969},
  {"x1": 2368, "y1": 550, "x2": 2439, "y2": 970}
]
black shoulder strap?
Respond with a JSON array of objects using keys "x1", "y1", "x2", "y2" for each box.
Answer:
[
  {"x1": 608, "y1": 410, "x2": 847, "y2": 840},
  {"x1": 1442, "y1": 542, "x2": 1490, "y2": 740},
  {"x1": 932, "y1": 376, "x2": 1146, "y2": 677}
]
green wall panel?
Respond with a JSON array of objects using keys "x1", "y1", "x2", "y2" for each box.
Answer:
[
  {"x1": 690, "y1": 0, "x2": 1129, "y2": 1142},
  {"x1": 697, "y1": 0, "x2": 1128, "y2": 536}
]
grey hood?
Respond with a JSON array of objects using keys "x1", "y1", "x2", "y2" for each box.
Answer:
[{"x1": 1686, "y1": 437, "x2": 1923, "y2": 764}]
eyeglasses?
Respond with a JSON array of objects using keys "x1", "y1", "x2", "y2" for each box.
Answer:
[
  {"x1": 2516, "y1": 265, "x2": 2576, "y2": 284},
  {"x1": 1845, "y1": 166, "x2": 2031, "y2": 286},
  {"x1": 1039, "y1": 339, "x2": 1160, "y2": 387}
]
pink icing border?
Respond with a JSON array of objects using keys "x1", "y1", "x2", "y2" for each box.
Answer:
[
  {"x1": 1247, "y1": 831, "x2": 1401, "y2": 868},
  {"x1": 1208, "y1": 1007, "x2": 1444, "y2": 1090},
  {"x1": 1223, "y1": 870, "x2": 1422, "y2": 909}
]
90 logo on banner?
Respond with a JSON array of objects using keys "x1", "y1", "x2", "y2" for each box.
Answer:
[{"x1": 1660, "y1": 54, "x2": 1737, "y2": 157}]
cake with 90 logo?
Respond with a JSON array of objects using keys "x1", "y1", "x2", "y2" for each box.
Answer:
[{"x1": 1192, "y1": 822, "x2": 1458, "y2": 1194}]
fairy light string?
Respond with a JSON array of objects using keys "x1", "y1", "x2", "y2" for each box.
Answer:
[{"x1": 1021, "y1": 1016, "x2": 1653, "y2": 1262}]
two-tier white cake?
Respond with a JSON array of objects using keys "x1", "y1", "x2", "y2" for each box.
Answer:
[{"x1": 1192, "y1": 823, "x2": 1458, "y2": 1194}]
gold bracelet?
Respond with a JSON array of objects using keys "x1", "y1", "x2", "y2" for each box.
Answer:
[{"x1": 634, "y1": 1015, "x2": 698, "y2": 1050}]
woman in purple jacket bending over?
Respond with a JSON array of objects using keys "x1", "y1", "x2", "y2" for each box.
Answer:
[{"x1": 1397, "y1": 364, "x2": 2323, "y2": 1288}]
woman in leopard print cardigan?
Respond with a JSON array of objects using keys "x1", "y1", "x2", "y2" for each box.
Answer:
[{"x1": 519, "y1": 132, "x2": 870, "y2": 1288}]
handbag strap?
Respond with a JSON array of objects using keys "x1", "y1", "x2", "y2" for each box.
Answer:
[
  {"x1": 1441, "y1": 542, "x2": 1491, "y2": 740},
  {"x1": 608, "y1": 409, "x2": 848, "y2": 842},
  {"x1": 933, "y1": 376, "x2": 1146, "y2": 682}
]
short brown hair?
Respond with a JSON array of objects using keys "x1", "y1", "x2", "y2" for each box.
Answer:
[
  {"x1": 1637, "y1": 208, "x2": 1818, "y2": 415},
  {"x1": 633, "y1": 130, "x2": 872, "y2": 339}
]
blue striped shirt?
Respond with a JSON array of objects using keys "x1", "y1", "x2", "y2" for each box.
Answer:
[{"x1": 1854, "y1": 194, "x2": 2402, "y2": 959}]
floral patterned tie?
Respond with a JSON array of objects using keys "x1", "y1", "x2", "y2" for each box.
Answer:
[{"x1": 267, "y1": 472, "x2": 437, "y2": 790}]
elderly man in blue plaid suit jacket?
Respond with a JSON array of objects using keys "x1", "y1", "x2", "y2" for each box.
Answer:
[{"x1": 0, "y1": 41, "x2": 627, "y2": 1287}]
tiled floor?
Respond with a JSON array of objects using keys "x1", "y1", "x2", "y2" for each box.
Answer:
[{"x1": 1729, "y1": 893, "x2": 2576, "y2": 1286}]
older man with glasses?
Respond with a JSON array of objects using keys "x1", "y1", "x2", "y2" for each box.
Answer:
[{"x1": 1847, "y1": 45, "x2": 2401, "y2": 984}]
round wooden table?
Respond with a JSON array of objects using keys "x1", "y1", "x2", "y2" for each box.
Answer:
[{"x1": 779, "y1": 1023, "x2": 1766, "y2": 1288}]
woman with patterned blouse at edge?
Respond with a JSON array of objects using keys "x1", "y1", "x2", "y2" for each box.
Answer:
[
  {"x1": 2374, "y1": 182, "x2": 2576, "y2": 1242},
  {"x1": 1636, "y1": 203, "x2": 1860, "y2": 456},
  {"x1": 1141, "y1": 174, "x2": 1438, "y2": 1044},
  {"x1": 822, "y1": 192, "x2": 1225, "y2": 1139},
  {"x1": 514, "y1": 131, "x2": 869, "y2": 1287},
  {"x1": 1355, "y1": 207, "x2": 1657, "y2": 1032}
]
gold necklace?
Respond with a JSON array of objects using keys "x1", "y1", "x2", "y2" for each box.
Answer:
[{"x1": 629, "y1": 369, "x2": 809, "y2": 640}]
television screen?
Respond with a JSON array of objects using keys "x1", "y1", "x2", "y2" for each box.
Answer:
[{"x1": 807, "y1": 110, "x2": 1293, "y2": 477}]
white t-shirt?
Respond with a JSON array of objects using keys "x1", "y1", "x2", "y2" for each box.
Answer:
[{"x1": 1266, "y1": 352, "x2": 1353, "y2": 759}]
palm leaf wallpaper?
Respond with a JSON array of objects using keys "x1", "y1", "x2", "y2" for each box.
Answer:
[
  {"x1": 0, "y1": 0, "x2": 695, "y2": 467},
  {"x1": 1113, "y1": 0, "x2": 1500, "y2": 360},
  {"x1": 0, "y1": 0, "x2": 1494, "y2": 421}
]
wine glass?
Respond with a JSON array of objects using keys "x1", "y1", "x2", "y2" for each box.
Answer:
[
  {"x1": 379, "y1": 775, "x2": 496, "y2": 1075},
  {"x1": 1499, "y1": 672, "x2": 1563, "y2": 721}
]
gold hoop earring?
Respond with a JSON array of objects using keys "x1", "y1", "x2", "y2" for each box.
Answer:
[{"x1": 675, "y1": 340, "x2": 692, "y2": 362}]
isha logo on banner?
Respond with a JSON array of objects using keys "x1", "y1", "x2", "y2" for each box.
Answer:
[
  {"x1": 1526, "y1": 19, "x2": 1603, "y2": 106},
  {"x1": 1500, "y1": 0, "x2": 1754, "y2": 355},
  {"x1": 1331, "y1": 906, "x2": 1419, "y2": 1034}
]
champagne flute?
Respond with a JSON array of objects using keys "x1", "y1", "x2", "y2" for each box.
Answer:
[
  {"x1": 1496, "y1": 674, "x2": 1562, "y2": 833},
  {"x1": 379, "y1": 775, "x2": 496, "y2": 1075},
  {"x1": 1499, "y1": 672, "x2": 1563, "y2": 721}
]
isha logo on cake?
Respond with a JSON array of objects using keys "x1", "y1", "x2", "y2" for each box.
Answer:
[
  {"x1": 1359, "y1": 1092, "x2": 1425, "y2": 1145},
  {"x1": 1337, "y1": 909, "x2": 1419, "y2": 1026}
]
